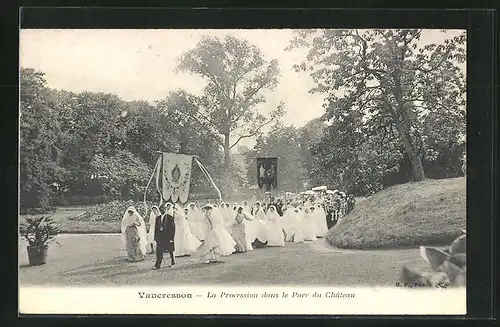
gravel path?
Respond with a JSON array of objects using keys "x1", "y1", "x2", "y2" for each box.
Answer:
[{"x1": 19, "y1": 234, "x2": 430, "y2": 286}]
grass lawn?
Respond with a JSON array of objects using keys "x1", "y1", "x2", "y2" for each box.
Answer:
[
  {"x1": 19, "y1": 235, "x2": 434, "y2": 286},
  {"x1": 327, "y1": 177, "x2": 466, "y2": 249},
  {"x1": 20, "y1": 198, "x2": 370, "y2": 235},
  {"x1": 19, "y1": 205, "x2": 118, "y2": 234},
  {"x1": 20, "y1": 201, "x2": 220, "y2": 234}
]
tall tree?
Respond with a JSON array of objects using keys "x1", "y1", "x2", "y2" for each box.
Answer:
[
  {"x1": 60, "y1": 91, "x2": 129, "y2": 193},
  {"x1": 20, "y1": 68, "x2": 65, "y2": 210},
  {"x1": 175, "y1": 35, "x2": 285, "y2": 171},
  {"x1": 288, "y1": 29, "x2": 466, "y2": 182},
  {"x1": 89, "y1": 149, "x2": 151, "y2": 199},
  {"x1": 310, "y1": 114, "x2": 404, "y2": 195}
]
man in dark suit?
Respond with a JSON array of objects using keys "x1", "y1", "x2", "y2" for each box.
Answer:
[{"x1": 153, "y1": 204, "x2": 176, "y2": 269}]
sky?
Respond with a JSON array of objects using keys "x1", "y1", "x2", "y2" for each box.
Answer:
[{"x1": 19, "y1": 29, "x2": 465, "y2": 150}]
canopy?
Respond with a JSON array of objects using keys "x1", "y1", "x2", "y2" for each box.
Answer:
[
  {"x1": 326, "y1": 190, "x2": 335, "y2": 195},
  {"x1": 311, "y1": 186, "x2": 327, "y2": 191},
  {"x1": 304, "y1": 190, "x2": 315, "y2": 195}
]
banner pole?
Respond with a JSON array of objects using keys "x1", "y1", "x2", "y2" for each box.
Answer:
[
  {"x1": 143, "y1": 154, "x2": 161, "y2": 218},
  {"x1": 160, "y1": 151, "x2": 164, "y2": 206}
]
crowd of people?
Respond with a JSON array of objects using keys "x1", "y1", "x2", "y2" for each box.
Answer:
[{"x1": 120, "y1": 189, "x2": 356, "y2": 269}]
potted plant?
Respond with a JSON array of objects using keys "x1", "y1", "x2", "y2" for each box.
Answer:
[{"x1": 20, "y1": 215, "x2": 59, "y2": 266}]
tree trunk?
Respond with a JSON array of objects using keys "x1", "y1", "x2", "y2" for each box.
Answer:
[
  {"x1": 223, "y1": 134, "x2": 231, "y2": 171},
  {"x1": 393, "y1": 101, "x2": 426, "y2": 182},
  {"x1": 396, "y1": 129, "x2": 424, "y2": 182},
  {"x1": 221, "y1": 135, "x2": 233, "y2": 199},
  {"x1": 410, "y1": 149, "x2": 425, "y2": 182}
]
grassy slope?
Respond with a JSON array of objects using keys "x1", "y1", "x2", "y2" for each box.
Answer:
[{"x1": 326, "y1": 177, "x2": 466, "y2": 250}]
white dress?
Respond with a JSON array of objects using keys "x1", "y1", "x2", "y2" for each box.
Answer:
[
  {"x1": 186, "y1": 205, "x2": 205, "y2": 241},
  {"x1": 266, "y1": 210, "x2": 285, "y2": 247},
  {"x1": 241, "y1": 211, "x2": 256, "y2": 249},
  {"x1": 291, "y1": 210, "x2": 305, "y2": 243},
  {"x1": 250, "y1": 208, "x2": 269, "y2": 243},
  {"x1": 223, "y1": 207, "x2": 236, "y2": 233},
  {"x1": 200, "y1": 211, "x2": 237, "y2": 257},
  {"x1": 172, "y1": 206, "x2": 202, "y2": 256},
  {"x1": 314, "y1": 206, "x2": 329, "y2": 237},
  {"x1": 282, "y1": 209, "x2": 304, "y2": 242},
  {"x1": 301, "y1": 211, "x2": 317, "y2": 241},
  {"x1": 121, "y1": 207, "x2": 148, "y2": 258}
]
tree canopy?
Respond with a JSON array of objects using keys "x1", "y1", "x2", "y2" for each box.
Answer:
[
  {"x1": 20, "y1": 30, "x2": 467, "y2": 210},
  {"x1": 19, "y1": 68, "x2": 226, "y2": 211},
  {"x1": 175, "y1": 35, "x2": 285, "y2": 170},
  {"x1": 286, "y1": 29, "x2": 466, "y2": 192}
]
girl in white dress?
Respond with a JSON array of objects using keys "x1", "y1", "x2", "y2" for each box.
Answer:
[
  {"x1": 147, "y1": 205, "x2": 160, "y2": 253},
  {"x1": 231, "y1": 206, "x2": 254, "y2": 253},
  {"x1": 199, "y1": 204, "x2": 237, "y2": 263},
  {"x1": 291, "y1": 207, "x2": 305, "y2": 242},
  {"x1": 241, "y1": 206, "x2": 256, "y2": 250},
  {"x1": 314, "y1": 203, "x2": 329, "y2": 237},
  {"x1": 222, "y1": 202, "x2": 235, "y2": 233},
  {"x1": 121, "y1": 206, "x2": 148, "y2": 261},
  {"x1": 301, "y1": 207, "x2": 317, "y2": 241},
  {"x1": 186, "y1": 202, "x2": 205, "y2": 241},
  {"x1": 172, "y1": 204, "x2": 202, "y2": 257},
  {"x1": 212, "y1": 204, "x2": 223, "y2": 221},
  {"x1": 282, "y1": 206, "x2": 304, "y2": 242},
  {"x1": 281, "y1": 206, "x2": 294, "y2": 242},
  {"x1": 242, "y1": 200, "x2": 251, "y2": 213},
  {"x1": 250, "y1": 202, "x2": 269, "y2": 245},
  {"x1": 265, "y1": 205, "x2": 285, "y2": 247}
]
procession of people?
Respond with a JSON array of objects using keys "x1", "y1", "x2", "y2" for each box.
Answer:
[{"x1": 120, "y1": 187, "x2": 355, "y2": 269}]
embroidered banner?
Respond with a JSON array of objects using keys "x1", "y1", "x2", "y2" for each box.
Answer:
[
  {"x1": 161, "y1": 153, "x2": 193, "y2": 204},
  {"x1": 256, "y1": 157, "x2": 278, "y2": 191}
]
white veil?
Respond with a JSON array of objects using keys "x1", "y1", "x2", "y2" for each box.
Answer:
[
  {"x1": 121, "y1": 206, "x2": 148, "y2": 255},
  {"x1": 266, "y1": 205, "x2": 280, "y2": 222}
]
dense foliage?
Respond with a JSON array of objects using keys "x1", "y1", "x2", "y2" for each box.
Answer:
[
  {"x1": 19, "y1": 68, "x2": 229, "y2": 212},
  {"x1": 283, "y1": 29, "x2": 466, "y2": 195},
  {"x1": 20, "y1": 30, "x2": 467, "y2": 211}
]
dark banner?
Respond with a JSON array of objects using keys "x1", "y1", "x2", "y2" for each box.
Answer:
[{"x1": 256, "y1": 157, "x2": 278, "y2": 191}]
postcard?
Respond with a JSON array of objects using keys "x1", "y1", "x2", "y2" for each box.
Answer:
[{"x1": 19, "y1": 28, "x2": 466, "y2": 315}]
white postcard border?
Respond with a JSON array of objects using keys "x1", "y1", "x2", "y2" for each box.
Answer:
[{"x1": 19, "y1": 286, "x2": 466, "y2": 315}]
